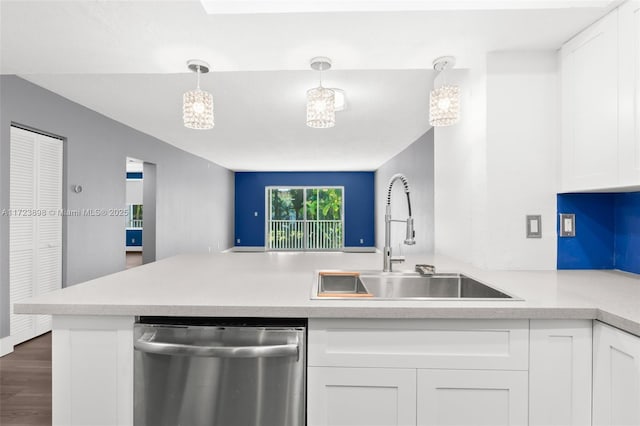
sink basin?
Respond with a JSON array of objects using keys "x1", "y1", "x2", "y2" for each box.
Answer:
[
  {"x1": 317, "y1": 272, "x2": 371, "y2": 297},
  {"x1": 313, "y1": 271, "x2": 520, "y2": 300}
]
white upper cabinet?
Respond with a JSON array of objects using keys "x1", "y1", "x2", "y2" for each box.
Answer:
[
  {"x1": 561, "y1": 9, "x2": 619, "y2": 191},
  {"x1": 561, "y1": 1, "x2": 640, "y2": 191},
  {"x1": 619, "y1": 0, "x2": 640, "y2": 186}
]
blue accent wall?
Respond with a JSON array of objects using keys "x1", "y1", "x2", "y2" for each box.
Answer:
[
  {"x1": 557, "y1": 192, "x2": 640, "y2": 274},
  {"x1": 126, "y1": 172, "x2": 143, "y2": 179},
  {"x1": 126, "y1": 229, "x2": 143, "y2": 247},
  {"x1": 614, "y1": 193, "x2": 640, "y2": 274},
  {"x1": 235, "y1": 172, "x2": 375, "y2": 247}
]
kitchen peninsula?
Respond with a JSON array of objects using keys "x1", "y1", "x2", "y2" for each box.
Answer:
[{"x1": 15, "y1": 251, "x2": 640, "y2": 425}]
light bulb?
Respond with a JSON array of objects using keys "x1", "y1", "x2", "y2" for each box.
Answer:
[
  {"x1": 193, "y1": 102, "x2": 205, "y2": 114},
  {"x1": 437, "y1": 97, "x2": 451, "y2": 111},
  {"x1": 313, "y1": 100, "x2": 327, "y2": 113}
]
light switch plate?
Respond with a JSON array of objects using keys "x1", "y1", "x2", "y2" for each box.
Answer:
[
  {"x1": 526, "y1": 215, "x2": 542, "y2": 238},
  {"x1": 559, "y1": 213, "x2": 576, "y2": 237}
]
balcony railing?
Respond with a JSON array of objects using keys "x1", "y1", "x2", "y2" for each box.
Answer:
[
  {"x1": 128, "y1": 219, "x2": 143, "y2": 228},
  {"x1": 268, "y1": 220, "x2": 343, "y2": 251}
]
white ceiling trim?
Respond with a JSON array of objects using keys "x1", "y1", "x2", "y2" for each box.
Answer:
[{"x1": 199, "y1": 0, "x2": 618, "y2": 14}]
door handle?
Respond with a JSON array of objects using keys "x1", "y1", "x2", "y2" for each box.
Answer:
[{"x1": 134, "y1": 332, "x2": 299, "y2": 359}]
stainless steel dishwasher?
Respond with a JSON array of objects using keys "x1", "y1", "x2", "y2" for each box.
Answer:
[{"x1": 134, "y1": 317, "x2": 306, "y2": 426}]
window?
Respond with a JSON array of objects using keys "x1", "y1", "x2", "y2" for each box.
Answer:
[
  {"x1": 267, "y1": 187, "x2": 343, "y2": 251},
  {"x1": 127, "y1": 204, "x2": 143, "y2": 228}
]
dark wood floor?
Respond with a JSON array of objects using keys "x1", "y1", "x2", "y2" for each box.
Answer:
[
  {"x1": 0, "y1": 333, "x2": 52, "y2": 426},
  {"x1": 1, "y1": 256, "x2": 139, "y2": 425}
]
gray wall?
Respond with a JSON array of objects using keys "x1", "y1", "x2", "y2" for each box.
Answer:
[
  {"x1": 0, "y1": 75, "x2": 234, "y2": 338},
  {"x1": 142, "y1": 162, "x2": 157, "y2": 265},
  {"x1": 375, "y1": 129, "x2": 434, "y2": 255}
]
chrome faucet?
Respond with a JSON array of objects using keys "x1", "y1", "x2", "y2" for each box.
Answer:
[{"x1": 383, "y1": 174, "x2": 416, "y2": 272}]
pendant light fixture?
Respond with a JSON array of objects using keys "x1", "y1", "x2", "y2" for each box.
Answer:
[
  {"x1": 306, "y1": 56, "x2": 335, "y2": 129},
  {"x1": 183, "y1": 59, "x2": 214, "y2": 129},
  {"x1": 429, "y1": 56, "x2": 460, "y2": 127}
]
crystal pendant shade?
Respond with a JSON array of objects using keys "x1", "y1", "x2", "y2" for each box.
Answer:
[
  {"x1": 306, "y1": 86, "x2": 336, "y2": 128},
  {"x1": 429, "y1": 84, "x2": 460, "y2": 127},
  {"x1": 183, "y1": 88, "x2": 214, "y2": 129}
]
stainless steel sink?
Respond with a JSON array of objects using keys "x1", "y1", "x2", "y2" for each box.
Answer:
[{"x1": 313, "y1": 271, "x2": 520, "y2": 300}]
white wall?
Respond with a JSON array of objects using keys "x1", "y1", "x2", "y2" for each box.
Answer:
[
  {"x1": 126, "y1": 180, "x2": 143, "y2": 205},
  {"x1": 434, "y1": 52, "x2": 558, "y2": 270},
  {"x1": 434, "y1": 67, "x2": 488, "y2": 267},
  {"x1": 485, "y1": 51, "x2": 558, "y2": 269},
  {"x1": 376, "y1": 129, "x2": 434, "y2": 255}
]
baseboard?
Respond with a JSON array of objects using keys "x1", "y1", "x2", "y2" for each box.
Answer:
[
  {"x1": 126, "y1": 247, "x2": 143, "y2": 252},
  {"x1": 0, "y1": 335, "x2": 14, "y2": 357},
  {"x1": 343, "y1": 246, "x2": 378, "y2": 253},
  {"x1": 229, "y1": 246, "x2": 377, "y2": 253},
  {"x1": 231, "y1": 246, "x2": 266, "y2": 252}
]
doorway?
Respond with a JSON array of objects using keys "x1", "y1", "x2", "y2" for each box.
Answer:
[
  {"x1": 125, "y1": 158, "x2": 156, "y2": 268},
  {"x1": 125, "y1": 158, "x2": 143, "y2": 268}
]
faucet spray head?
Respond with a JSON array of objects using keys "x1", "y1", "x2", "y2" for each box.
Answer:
[{"x1": 404, "y1": 217, "x2": 416, "y2": 245}]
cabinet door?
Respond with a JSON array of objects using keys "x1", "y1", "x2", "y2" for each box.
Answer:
[
  {"x1": 593, "y1": 322, "x2": 640, "y2": 426},
  {"x1": 619, "y1": 0, "x2": 640, "y2": 186},
  {"x1": 561, "y1": 10, "x2": 619, "y2": 191},
  {"x1": 307, "y1": 367, "x2": 416, "y2": 426},
  {"x1": 417, "y1": 369, "x2": 528, "y2": 426},
  {"x1": 529, "y1": 320, "x2": 592, "y2": 426}
]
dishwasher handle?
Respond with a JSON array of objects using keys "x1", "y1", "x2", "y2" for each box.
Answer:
[{"x1": 135, "y1": 332, "x2": 300, "y2": 360}]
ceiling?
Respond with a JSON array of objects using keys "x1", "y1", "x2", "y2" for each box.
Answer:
[{"x1": 0, "y1": 0, "x2": 616, "y2": 171}]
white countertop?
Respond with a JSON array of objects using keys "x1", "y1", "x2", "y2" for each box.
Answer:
[{"x1": 14, "y1": 252, "x2": 640, "y2": 336}]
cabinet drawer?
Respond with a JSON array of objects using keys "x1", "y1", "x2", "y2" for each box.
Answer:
[{"x1": 308, "y1": 319, "x2": 529, "y2": 370}]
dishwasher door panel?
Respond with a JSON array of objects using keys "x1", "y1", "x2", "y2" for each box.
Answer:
[{"x1": 134, "y1": 324, "x2": 305, "y2": 426}]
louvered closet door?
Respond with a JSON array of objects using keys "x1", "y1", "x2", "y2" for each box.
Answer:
[
  {"x1": 9, "y1": 126, "x2": 62, "y2": 345},
  {"x1": 34, "y1": 134, "x2": 62, "y2": 334},
  {"x1": 10, "y1": 127, "x2": 36, "y2": 344}
]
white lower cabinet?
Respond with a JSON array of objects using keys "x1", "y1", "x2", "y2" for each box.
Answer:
[
  {"x1": 52, "y1": 315, "x2": 134, "y2": 426},
  {"x1": 593, "y1": 321, "x2": 640, "y2": 426},
  {"x1": 307, "y1": 367, "x2": 416, "y2": 426},
  {"x1": 417, "y1": 369, "x2": 528, "y2": 426},
  {"x1": 529, "y1": 320, "x2": 593, "y2": 426},
  {"x1": 307, "y1": 366, "x2": 528, "y2": 426},
  {"x1": 307, "y1": 319, "x2": 530, "y2": 426}
]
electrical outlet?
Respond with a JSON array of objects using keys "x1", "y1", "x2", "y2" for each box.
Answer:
[
  {"x1": 360, "y1": 238, "x2": 364, "y2": 244},
  {"x1": 236, "y1": 238, "x2": 241, "y2": 244},
  {"x1": 526, "y1": 215, "x2": 542, "y2": 238},
  {"x1": 254, "y1": 211, "x2": 258, "y2": 217},
  {"x1": 560, "y1": 214, "x2": 575, "y2": 237}
]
